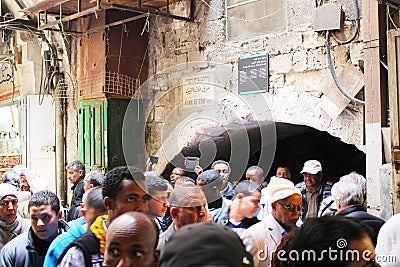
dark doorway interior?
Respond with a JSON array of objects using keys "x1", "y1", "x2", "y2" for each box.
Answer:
[{"x1": 161, "y1": 122, "x2": 365, "y2": 185}]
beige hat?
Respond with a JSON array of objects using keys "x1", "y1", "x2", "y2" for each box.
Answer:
[
  {"x1": 265, "y1": 177, "x2": 301, "y2": 203},
  {"x1": 300, "y1": 160, "x2": 322, "y2": 175}
]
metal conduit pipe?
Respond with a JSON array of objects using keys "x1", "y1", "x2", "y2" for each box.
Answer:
[
  {"x1": 325, "y1": 30, "x2": 365, "y2": 105},
  {"x1": 332, "y1": 0, "x2": 360, "y2": 45}
]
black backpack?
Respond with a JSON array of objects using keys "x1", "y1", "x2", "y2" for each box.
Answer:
[{"x1": 56, "y1": 231, "x2": 103, "y2": 267}]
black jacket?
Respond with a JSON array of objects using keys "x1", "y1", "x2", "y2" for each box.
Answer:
[
  {"x1": 336, "y1": 204, "x2": 385, "y2": 245},
  {"x1": 67, "y1": 177, "x2": 85, "y2": 222}
]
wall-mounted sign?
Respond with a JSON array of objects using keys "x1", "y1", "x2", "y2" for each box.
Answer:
[
  {"x1": 0, "y1": 154, "x2": 21, "y2": 169},
  {"x1": 0, "y1": 62, "x2": 20, "y2": 103},
  {"x1": 238, "y1": 53, "x2": 269, "y2": 95},
  {"x1": 182, "y1": 71, "x2": 216, "y2": 107}
]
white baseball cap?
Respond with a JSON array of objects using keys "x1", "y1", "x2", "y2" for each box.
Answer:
[{"x1": 300, "y1": 160, "x2": 322, "y2": 175}]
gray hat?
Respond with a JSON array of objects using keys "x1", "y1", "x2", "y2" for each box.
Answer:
[{"x1": 0, "y1": 183, "x2": 18, "y2": 200}]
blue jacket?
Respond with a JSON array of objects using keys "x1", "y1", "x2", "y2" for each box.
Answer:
[{"x1": 43, "y1": 217, "x2": 86, "y2": 267}]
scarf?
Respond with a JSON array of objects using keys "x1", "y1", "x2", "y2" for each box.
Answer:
[
  {"x1": 0, "y1": 216, "x2": 19, "y2": 233},
  {"x1": 90, "y1": 214, "x2": 108, "y2": 254}
]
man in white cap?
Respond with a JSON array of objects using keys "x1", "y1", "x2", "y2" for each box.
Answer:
[
  {"x1": 295, "y1": 159, "x2": 331, "y2": 219},
  {"x1": 240, "y1": 177, "x2": 302, "y2": 267},
  {"x1": 0, "y1": 183, "x2": 30, "y2": 250}
]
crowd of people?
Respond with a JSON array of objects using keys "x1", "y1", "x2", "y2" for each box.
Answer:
[{"x1": 0, "y1": 159, "x2": 398, "y2": 266}]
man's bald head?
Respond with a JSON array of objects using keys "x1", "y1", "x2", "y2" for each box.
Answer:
[{"x1": 105, "y1": 211, "x2": 159, "y2": 267}]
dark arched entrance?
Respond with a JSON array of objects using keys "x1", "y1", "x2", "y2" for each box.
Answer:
[{"x1": 161, "y1": 122, "x2": 365, "y2": 184}]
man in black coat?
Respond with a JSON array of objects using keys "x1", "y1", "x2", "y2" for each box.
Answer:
[
  {"x1": 332, "y1": 177, "x2": 385, "y2": 245},
  {"x1": 66, "y1": 160, "x2": 85, "y2": 222}
]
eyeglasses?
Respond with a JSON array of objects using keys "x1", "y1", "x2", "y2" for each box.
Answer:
[
  {"x1": 0, "y1": 199, "x2": 18, "y2": 207},
  {"x1": 277, "y1": 202, "x2": 302, "y2": 213}
]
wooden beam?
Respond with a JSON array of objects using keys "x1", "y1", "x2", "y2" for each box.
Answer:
[
  {"x1": 23, "y1": 0, "x2": 70, "y2": 14},
  {"x1": 363, "y1": 0, "x2": 384, "y2": 217},
  {"x1": 387, "y1": 30, "x2": 400, "y2": 214},
  {"x1": 37, "y1": 5, "x2": 107, "y2": 30}
]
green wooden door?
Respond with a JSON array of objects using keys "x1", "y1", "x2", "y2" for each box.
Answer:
[{"x1": 78, "y1": 99, "x2": 106, "y2": 172}]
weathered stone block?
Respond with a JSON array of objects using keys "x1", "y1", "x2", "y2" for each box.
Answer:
[
  {"x1": 154, "y1": 105, "x2": 165, "y2": 122},
  {"x1": 293, "y1": 49, "x2": 307, "y2": 72},
  {"x1": 302, "y1": 31, "x2": 324, "y2": 49},
  {"x1": 288, "y1": 0, "x2": 314, "y2": 30},
  {"x1": 176, "y1": 42, "x2": 198, "y2": 55},
  {"x1": 350, "y1": 42, "x2": 364, "y2": 65},
  {"x1": 306, "y1": 48, "x2": 327, "y2": 71},
  {"x1": 176, "y1": 53, "x2": 188, "y2": 64},
  {"x1": 332, "y1": 45, "x2": 349, "y2": 66},
  {"x1": 270, "y1": 53, "x2": 293, "y2": 74},
  {"x1": 270, "y1": 74, "x2": 285, "y2": 89}
]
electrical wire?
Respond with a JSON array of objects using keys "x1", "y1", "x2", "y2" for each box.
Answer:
[
  {"x1": 325, "y1": 30, "x2": 365, "y2": 105},
  {"x1": 331, "y1": 0, "x2": 359, "y2": 45},
  {"x1": 387, "y1": 5, "x2": 399, "y2": 29}
]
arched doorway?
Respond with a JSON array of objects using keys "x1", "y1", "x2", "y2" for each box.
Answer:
[{"x1": 161, "y1": 122, "x2": 365, "y2": 185}]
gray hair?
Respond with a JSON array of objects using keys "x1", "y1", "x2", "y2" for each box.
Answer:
[
  {"x1": 339, "y1": 172, "x2": 366, "y2": 196},
  {"x1": 84, "y1": 170, "x2": 105, "y2": 187},
  {"x1": 169, "y1": 185, "x2": 206, "y2": 208},
  {"x1": 246, "y1": 166, "x2": 264, "y2": 179},
  {"x1": 84, "y1": 187, "x2": 106, "y2": 212},
  {"x1": 1, "y1": 171, "x2": 20, "y2": 188},
  {"x1": 331, "y1": 181, "x2": 363, "y2": 207},
  {"x1": 211, "y1": 160, "x2": 231, "y2": 174},
  {"x1": 66, "y1": 160, "x2": 86, "y2": 176}
]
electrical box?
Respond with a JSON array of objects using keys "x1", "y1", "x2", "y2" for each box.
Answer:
[{"x1": 313, "y1": 3, "x2": 344, "y2": 32}]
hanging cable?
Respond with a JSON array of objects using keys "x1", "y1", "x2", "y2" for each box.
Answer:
[
  {"x1": 387, "y1": 5, "x2": 399, "y2": 29},
  {"x1": 331, "y1": 0, "x2": 359, "y2": 45},
  {"x1": 325, "y1": 30, "x2": 365, "y2": 105}
]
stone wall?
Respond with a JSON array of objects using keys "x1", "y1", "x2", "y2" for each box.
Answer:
[{"x1": 146, "y1": 0, "x2": 365, "y2": 164}]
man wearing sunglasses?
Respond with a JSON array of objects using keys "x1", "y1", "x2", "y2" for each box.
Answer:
[
  {"x1": 241, "y1": 177, "x2": 302, "y2": 267},
  {"x1": 0, "y1": 183, "x2": 29, "y2": 250}
]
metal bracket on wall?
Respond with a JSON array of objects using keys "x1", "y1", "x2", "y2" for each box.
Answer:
[{"x1": 23, "y1": 0, "x2": 195, "y2": 32}]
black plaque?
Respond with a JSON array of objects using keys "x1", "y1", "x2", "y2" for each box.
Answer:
[{"x1": 238, "y1": 53, "x2": 269, "y2": 95}]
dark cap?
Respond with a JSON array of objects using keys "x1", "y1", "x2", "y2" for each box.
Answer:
[{"x1": 159, "y1": 222, "x2": 253, "y2": 267}]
